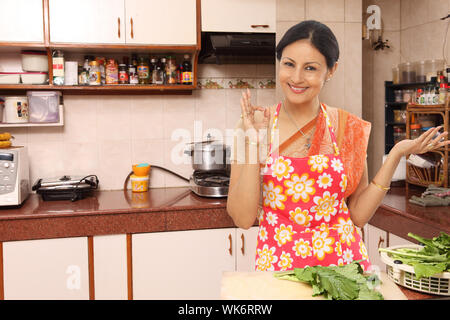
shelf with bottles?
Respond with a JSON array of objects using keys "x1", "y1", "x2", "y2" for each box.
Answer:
[{"x1": 0, "y1": 47, "x2": 199, "y2": 94}]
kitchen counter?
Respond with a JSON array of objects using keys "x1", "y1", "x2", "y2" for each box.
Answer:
[{"x1": 0, "y1": 185, "x2": 448, "y2": 300}]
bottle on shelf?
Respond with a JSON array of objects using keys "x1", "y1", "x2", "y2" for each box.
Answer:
[
  {"x1": 88, "y1": 60, "x2": 101, "y2": 86},
  {"x1": 137, "y1": 57, "x2": 150, "y2": 85},
  {"x1": 160, "y1": 57, "x2": 167, "y2": 84},
  {"x1": 182, "y1": 54, "x2": 192, "y2": 85},
  {"x1": 52, "y1": 50, "x2": 64, "y2": 85}
]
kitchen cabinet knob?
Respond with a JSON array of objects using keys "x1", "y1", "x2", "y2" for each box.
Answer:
[
  {"x1": 228, "y1": 234, "x2": 232, "y2": 256},
  {"x1": 377, "y1": 236, "x2": 385, "y2": 249},
  {"x1": 241, "y1": 234, "x2": 245, "y2": 255},
  {"x1": 251, "y1": 24, "x2": 269, "y2": 28},
  {"x1": 130, "y1": 18, "x2": 134, "y2": 39},
  {"x1": 118, "y1": 17, "x2": 121, "y2": 38}
]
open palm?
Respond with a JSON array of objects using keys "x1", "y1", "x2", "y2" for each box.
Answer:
[{"x1": 394, "y1": 126, "x2": 450, "y2": 157}]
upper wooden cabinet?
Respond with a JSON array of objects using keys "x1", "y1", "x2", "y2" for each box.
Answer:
[
  {"x1": 0, "y1": 0, "x2": 44, "y2": 43},
  {"x1": 201, "y1": 0, "x2": 275, "y2": 33},
  {"x1": 125, "y1": 0, "x2": 197, "y2": 45},
  {"x1": 49, "y1": 0, "x2": 197, "y2": 45}
]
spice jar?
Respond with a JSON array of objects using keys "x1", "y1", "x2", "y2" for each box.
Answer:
[
  {"x1": 394, "y1": 90, "x2": 403, "y2": 102},
  {"x1": 105, "y1": 59, "x2": 118, "y2": 84},
  {"x1": 410, "y1": 123, "x2": 422, "y2": 140},
  {"x1": 128, "y1": 65, "x2": 138, "y2": 84},
  {"x1": 119, "y1": 64, "x2": 129, "y2": 84},
  {"x1": 393, "y1": 109, "x2": 406, "y2": 123},
  {"x1": 88, "y1": 60, "x2": 101, "y2": 85},
  {"x1": 137, "y1": 57, "x2": 150, "y2": 84},
  {"x1": 402, "y1": 89, "x2": 414, "y2": 103},
  {"x1": 393, "y1": 126, "x2": 406, "y2": 144}
]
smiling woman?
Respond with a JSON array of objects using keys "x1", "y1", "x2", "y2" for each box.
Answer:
[{"x1": 226, "y1": 20, "x2": 450, "y2": 272}]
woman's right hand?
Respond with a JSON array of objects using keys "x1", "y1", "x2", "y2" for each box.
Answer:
[{"x1": 240, "y1": 88, "x2": 271, "y2": 142}]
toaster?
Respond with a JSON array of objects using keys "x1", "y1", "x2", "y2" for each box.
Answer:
[{"x1": 0, "y1": 146, "x2": 30, "y2": 206}]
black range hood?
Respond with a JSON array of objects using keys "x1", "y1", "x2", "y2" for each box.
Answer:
[{"x1": 199, "y1": 32, "x2": 275, "y2": 64}]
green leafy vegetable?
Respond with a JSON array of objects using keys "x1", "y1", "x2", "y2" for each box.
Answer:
[
  {"x1": 378, "y1": 232, "x2": 450, "y2": 279},
  {"x1": 274, "y1": 261, "x2": 384, "y2": 300}
]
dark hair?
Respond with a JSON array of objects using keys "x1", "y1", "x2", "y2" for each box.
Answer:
[{"x1": 276, "y1": 20, "x2": 339, "y2": 69}]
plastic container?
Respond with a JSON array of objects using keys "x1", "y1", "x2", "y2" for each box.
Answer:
[
  {"x1": 410, "y1": 123, "x2": 422, "y2": 139},
  {"x1": 393, "y1": 109, "x2": 406, "y2": 123},
  {"x1": 20, "y1": 72, "x2": 48, "y2": 84},
  {"x1": 415, "y1": 60, "x2": 426, "y2": 82},
  {"x1": 399, "y1": 62, "x2": 416, "y2": 84},
  {"x1": 402, "y1": 89, "x2": 414, "y2": 103},
  {"x1": 394, "y1": 90, "x2": 403, "y2": 102},
  {"x1": 21, "y1": 50, "x2": 48, "y2": 72},
  {"x1": 393, "y1": 126, "x2": 406, "y2": 144},
  {"x1": 26, "y1": 91, "x2": 60, "y2": 123},
  {"x1": 0, "y1": 72, "x2": 21, "y2": 84},
  {"x1": 4, "y1": 96, "x2": 28, "y2": 123},
  {"x1": 130, "y1": 174, "x2": 149, "y2": 192}
]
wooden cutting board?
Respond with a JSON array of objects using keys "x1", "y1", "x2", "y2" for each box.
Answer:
[{"x1": 221, "y1": 271, "x2": 407, "y2": 300}]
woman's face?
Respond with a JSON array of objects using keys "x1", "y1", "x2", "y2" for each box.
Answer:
[{"x1": 279, "y1": 39, "x2": 336, "y2": 106}]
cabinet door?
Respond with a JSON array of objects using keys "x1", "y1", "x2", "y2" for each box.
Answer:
[
  {"x1": 235, "y1": 226, "x2": 259, "y2": 272},
  {"x1": 367, "y1": 224, "x2": 388, "y2": 273},
  {"x1": 3, "y1": 237, "x2": 89, "y2": 300},
  {"x1": 202, "y1": 0, "x2": 275, "y2": 33},
  {"x1": 93, "y1": 234, "x2": 128, "y2": 300},
  {"x1": 389, "y1": 233, "x2": 415, "y2": 247},
  {"x1": 125, "y1": 0, "x2": 197, "y2": 45},
  {"x1": 132, "y1": 228, "x2": 235, "y2": 299},
  {"x1": 49, "y1": 0, "x2": 125, "y2": 44},
  {"x1": 0, "y1": 0, "x2": 44, "y2": 42}
]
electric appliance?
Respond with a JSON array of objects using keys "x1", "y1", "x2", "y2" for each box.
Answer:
[
  {"x1": 32, "y1": 175, "x2": 99, "y2": 201},
  {"x1": 0, "y1": 146, "x2": 30, "y2": 206}
]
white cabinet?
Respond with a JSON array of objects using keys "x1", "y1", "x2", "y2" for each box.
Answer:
[
  {"x1": 125, "y1": 0, "x2": 197, "y2": 45},
  {"x1": 0, "y1": 0, "x2": 44, "y2": 43},
  {"x1": 93, "y1": 234, "x2": 128, "y2": 300},
  {"x1": 2, "y1": 237, "x2": 89, "y2": 300},
  {"x1": 132, "y1": 228, "x2": 235, "y2": 300},
  {"x1": 389, "y1": 233, "x2": 415, "y2": 247},
  {"x1": 235, "y1": 226, "x2": 259, "y2": 272},
  {"x1": 367, "y1": 224, "x2": 388, "y2": 272},
  {"x1": 49, "y1": 0, "x2": 197, "y2": 45},
  {"x1": 201, "y1": 0, "x2": 275, "y2": 33},
  {"x1": 49, "y1": 0, "x2": 125, "y2": 44}
]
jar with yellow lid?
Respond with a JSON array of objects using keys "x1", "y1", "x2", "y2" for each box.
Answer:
[{"x1": 88, "y1": 60, "x2": 101, "y2": 85}]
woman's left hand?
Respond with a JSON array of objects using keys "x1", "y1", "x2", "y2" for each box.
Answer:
[{"x1": 392, "y1": 126, "x2": 450, "y2": 157}]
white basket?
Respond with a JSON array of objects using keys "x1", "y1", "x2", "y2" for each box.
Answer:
[{"x1": 380, "y1": 245, "x2": 450, "y2": 296}]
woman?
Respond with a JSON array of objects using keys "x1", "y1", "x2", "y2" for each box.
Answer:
[{"x1": 226, "y1": 20, "x2": 449, "y2": 272}]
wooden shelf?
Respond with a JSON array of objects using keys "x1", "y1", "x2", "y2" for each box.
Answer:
[
  {"x1": 407, "y1": 103, "x2": 447, "y2": 112},
  {"x1": 0, "y1": 84, "x2": 196, "y2": 95}
]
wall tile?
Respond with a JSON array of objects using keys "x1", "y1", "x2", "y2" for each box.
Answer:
[
  {"x1": 131, "y1": 139, "x2": 165, "y2": 189},
  {"x1": 277, "y1": 0, "x2": 305, "y2": 22},
  {"x1": 225, "y1": 64, "x2": 258, "y2": 78},
  {"x1": 163, "y1": 138, "x2": 192, "y2": 188},
  {"x1": 163, "y1": 94, "x2": 196, "y2": 140},
  {"x1": 306, "y1": 0, "x2": 345, "y2": 22},
  {"x1": 345, "y1": 0, "x2": 362, "y2": 22},
  {"x1": 371, "y1": 0, "x2": 401, "y2": 31},
  {"x1": 197, "y1": 64, "x2": 227, "y2": 78},
  {"x1": 96, "y1": 96, "x2": 131, "y2": 142},
  {"x1": 195, "y1": 89, "x2": 227, "y2": 136},
  {"x1": 27, "y1": 141, "x2": 65, "y2": 184},
  {"x1": 97, "y1": 140, "x2": 132, "y2": 190},
  {"x1": 130, "y1": 96, "x2": 164, "y2": 140},
  {"x1": 27, "y1": 126, "x2": 63, "y2": 143},
  {"x1": 62, "y1": 142, "x2": 98, "y2": 177}
]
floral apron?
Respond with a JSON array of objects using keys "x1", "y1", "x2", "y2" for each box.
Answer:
[{"x1": 255, "y1": 103, "x2": 371, "y2": 271}]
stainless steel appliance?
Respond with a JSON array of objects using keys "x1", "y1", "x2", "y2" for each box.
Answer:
[
  {"x1": 32, "y1": 175, "x2": 99, "y2": 201},
  {"x1": 0, "y1": 146, "x2": 30, "y2": 206},
  {"x1": 189, "y1": 170, "x2": 229, "y2": 198}
]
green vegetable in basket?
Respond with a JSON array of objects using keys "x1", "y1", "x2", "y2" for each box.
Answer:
[
  {"x1": 379, "y1": 232, "x2": 450, "y2": 279},
  {"x1": 274, "y1": 261, "x2": 384, "y2": 300}
]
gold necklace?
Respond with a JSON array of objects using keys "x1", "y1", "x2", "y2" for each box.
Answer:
[{"x1": 282, "y1": 102, "x2": 319, "y2": 150}]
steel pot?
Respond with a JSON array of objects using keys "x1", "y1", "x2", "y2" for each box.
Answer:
[{"x1": 184, "y1": 135, "x2": 231, "y2": 172}]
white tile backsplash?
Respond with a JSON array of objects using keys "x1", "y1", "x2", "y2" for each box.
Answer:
[{"x1": 20, "y1": 65, "x2": 275, "y2": 190}]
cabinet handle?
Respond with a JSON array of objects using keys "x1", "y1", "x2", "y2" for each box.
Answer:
[
  {"x1": 228, "y1": 234, "x2": 232, "y2": 256},
  {"x1": 130, "y1": 17, "x2": 134, "y2": 39},
  {"x1": 377, "y1": 236, "x2": 385, "y2": 249},
  {"x1": 118, "y1": 17, "x2": 121, "y2": 38},
  {"x1": 251, "y1": 24, "x2": 269, "y2": 28},
  {"x1": 241, "y1": 233, "x2": 245, "y2": 255}
]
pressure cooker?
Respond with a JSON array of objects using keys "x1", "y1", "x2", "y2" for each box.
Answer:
[{"x1": 184, "y1": 134, "x2": 231, "y2": 172}]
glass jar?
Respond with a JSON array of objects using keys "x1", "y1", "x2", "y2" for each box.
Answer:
[
  {"x1": 402, "y1": 89, "x2": 414, "y2": 103},
  {"x1": 137, "y1": 57, "x2": 150, "y2": 84},
  {"x1": 392, "y1": 66, "x2": 400, "y2": 84},
  {"x1": 119, "y1": 64, "x2": 129, "y2": 84},
  {"x1": 410, "y1": 123, "x2": 422, "y2": 140},
  {"x1": 399, "y1": 62, "x2": 416, "y2": 84},
  {"x1": 128, "y1": 65, "x2": 138, "y2": 84},
  {"x1": 393, "y1": 109, "x2": 406, "y2": 123},
  {"x1": 105, "y1": 59, "x2": 118, "y2": 84},
  {"x1": 166, "y1": 56, "x2": 177, "y2": 84},
  {"x1": 394, "y1": 89, "x2": 403, "y2": 102},
  {"x1": 416, "y1": 60, "x2": 426, "y2": 83},
  {"x1": 88, "y1": 60, "x2": 101, "y2": 85},
  {"x1": 393, "y1": 126, "x2": 406, "y2": 144}
]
